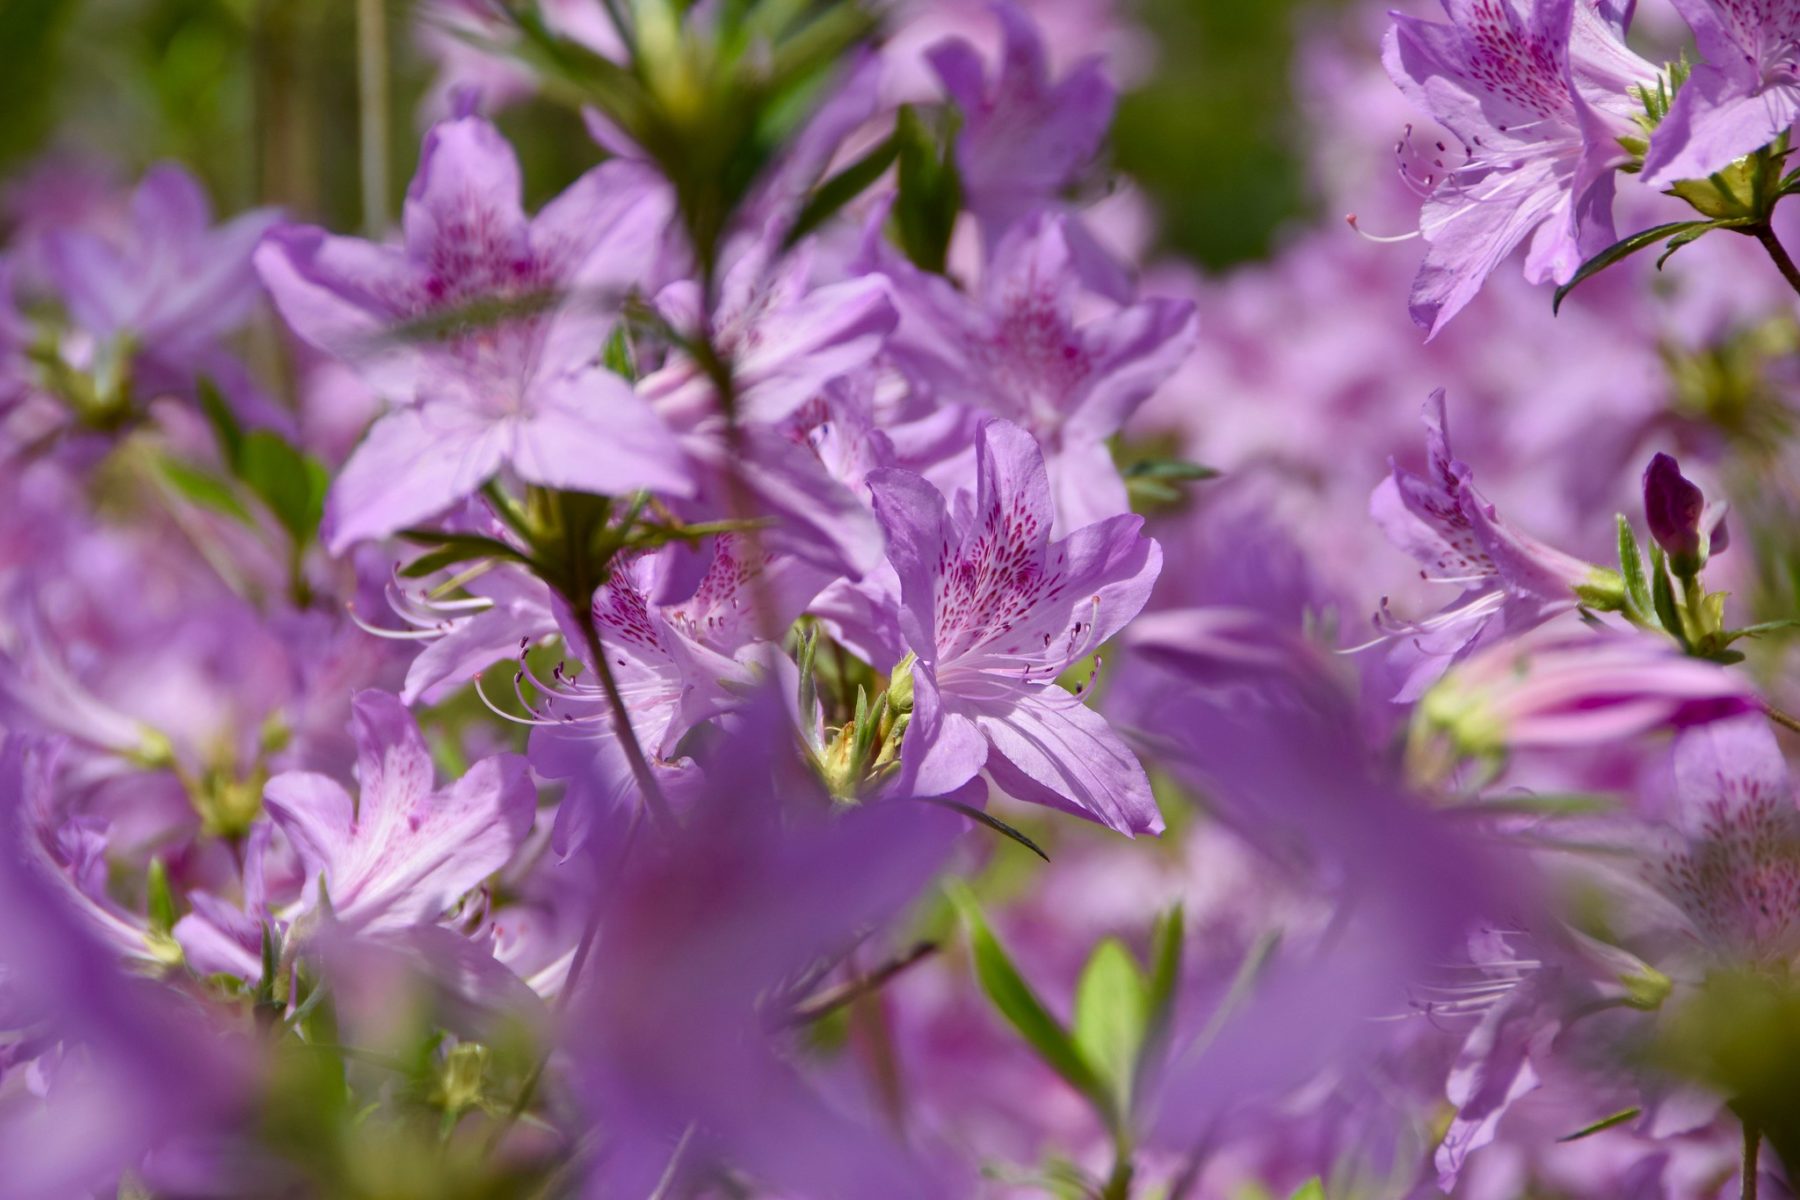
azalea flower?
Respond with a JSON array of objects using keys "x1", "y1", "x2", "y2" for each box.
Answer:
[
  {"x1": 1384, "y1": 0, "x2": 1656, "y2": 335},
  {"x1": 1369, "y1": 390, "x2": 1619, "y2": 699},
  {"x1": 1653, "y1": 714, "x2": 1800, "y2": 963},
  {"x1": 1415, "y1": 625, "x2": 1761, "y2": 765},
  {"x1": 41, "y1": 164, "x2": 280, "y2": 391},
  {"x1": 523, "y1": 535, "x2": 831, "y2": 853},
  {"x1": 865, "y1": 418, "x2": 1164, "y2": 835},
  {"x1": 0, "y1": 735, "x2": 243, "y2": 1198},
  {"x1": 1643, "y1": 0, "x2": 1800, "y2": 184},
  {"x1": 262, "y1": 690, "x2": 534, "y2": 935},
  {"x1": 927, "y1": 1, "x2": 1116, "y2": 243},
  {"x1": 636, "y1": 233, "x2": 893, "y2": 578},
  {"x1": 875, "y1": 212, "x2": 1196, "y2": 533},
  {"x1": 256, "y1": 111, "x2": 690, "y2": 551}
]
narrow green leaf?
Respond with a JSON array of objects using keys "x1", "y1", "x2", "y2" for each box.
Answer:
[
  {"x1": 946, "y1": 883, "x2": 1109, "y2": 1119},
  {"x1": 1451, "y1": 790, "x2": 1618, "y2": 817},
  {"x1": 602, "y1": 325, "x2": 636, "y2": 381},
  {"x1": 1122, "y1": 458, "x2": 1222, "y2": 482},
  {"x1": 1556, "y1": 1106, "x2": 1642, "y2": 1142},
  {"x1": 1287, "y1": 1181, "x2": 1326, "y2": 1200},
  {"x1": 1616, "y1": 515, "x2": 1654, "y2": 623},
  {"x1": 1139, "y1": 904, "x2": 1184, "y2": 1083},
  {"x1": 396, "y1": 532, "x2": 527, "y2": 575},
  {"x1": 1552, "y1": 221, "x2": 1709, "y2": 313},
  {"x1": 157, "y1": 458, "x2": 255, "y2": 526},
  {"x1": 1073, "y1": 938, "x2": 1149, "y2": 1116},
  {"x1": 1650, "y1": 544, "x2": 1691, "y2": 651},
  {"x1": 195, "y1": 377, "x2": 245, "y2": 472},
  {"x1": 924, "y1": 798, "x2": 1050, "y2": 861},
  {"x1": 893, "y1": 104, "x2": 962, "y2": 274},
  {"x1": 146, "y1": 858, "x2": 177, "y2": 935},
  {"x1": 786, "y1": 132, "x2": 900, "y2": 247}
]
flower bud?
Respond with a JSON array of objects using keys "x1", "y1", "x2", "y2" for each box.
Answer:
[{"x1": 1643, "y1": 453, "x2": 1727, "y2": 578}]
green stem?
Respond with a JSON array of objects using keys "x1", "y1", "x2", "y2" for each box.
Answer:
[
  {"x1": 569, "y1": 578, "x2": 676, "y2": 834},
  {"x1": 1745, "y1": 1114, "x2": 1761, "y2": 1200},
  {"x1": 1099, "y1": 1143, "x2": 1135, "y2": 1200},
  {"x1": 1753, "y1": 223, "x2": 1800, "y2": 297},
  {"x1": 355, "y1": 0, "x2": 391, "y2": 235}
]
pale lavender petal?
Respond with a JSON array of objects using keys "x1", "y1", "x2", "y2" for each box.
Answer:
[
  {"x1": 323, "y1": 404, "x2": 510, "y2": 552},
  {"x1": 1645, "y1": 65, "x2": 1800, "y2": 185},
  {"x1": 975, "y1": 690, "x2": 1162, "y2": 836},
  {"x1": 510, "y1": 369, "x2": 694, "y2": 498}
]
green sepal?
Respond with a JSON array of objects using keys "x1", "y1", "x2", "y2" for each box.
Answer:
[
  {"x1": 1616, "y1": 515, "x2": 1655, "y2": 625},
  {"x1": 1649, "y1": 544, "x2": 1691, "y2": 651},
  {"x1": 146, "y1": 857, "x2": 178, "y2": 935}
]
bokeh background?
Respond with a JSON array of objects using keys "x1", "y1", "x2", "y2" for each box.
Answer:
[{"x1": 0, "y1": 0, "x2": 1332, "y2": 268}]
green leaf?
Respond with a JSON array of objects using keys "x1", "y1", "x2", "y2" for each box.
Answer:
[
  {"x1": 238, "y1": 432, "x2": 328, "y2": 545},
  {"x1": 923, "y1": 798, "x2": 1050, "y2": 861},
  {"x1": 786, "y1": 131, "x2": 900, "y2": 247},
  {"x1": 946, "y1": 882, "x2": 1112, "y2": 1124},
  {"x1": 157, "y1": 457, "x2": 255, "y2": 526},
  {"x1": 1552, "y1": 221, "x2": 1710, "y2": 313},
  {"x1": 1654, "y1": 223, "x2": 1713, "y2": 269},
  {"x1": 1650, "y1": 544, "x2": 1691, "y2": 652},
  {"x1": 1122, "y1": 458, "x2": 1221, "y2": 482},
  {"x1": 146, "y1": 858, "x2": 177, "y2": 935},
  {"x1": 1287, "y1": 1181, "x2": 1326, "y2": 1200},
  {"x1": 893, "y1": 104, "x2": 963, "y2": 274},
  {"x1": 1073, "y1": 938, "x2": 1149, "y2": 1116},
  {"x1": 1139, "y1": 905, "x2": 1184, "y2": 1075},
  {"x1": 195, "y1": 378, "x2": 245, "y2": 473},
  {"x1": 398, "y1": 534, "x2": 528, "y2": 579},
  {"x1": 1452, "y1": 791, "x2": 1618, "y2": 818},
  {"x1": 1616, "y1": 515, "x2": 1654, "y2": 624},
  {"x1": 1556, "y1": 1106, "x2": 1642, "y2": 1142}
]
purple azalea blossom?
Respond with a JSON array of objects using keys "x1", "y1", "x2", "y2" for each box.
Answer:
[
  {"x1": 864, "y1": 419, "x2": 1164, "y2": 835},
  {"x1": 1384, "y1": 0, "x2": 1656, "y2": 335},
  {"x1": 256, "y1": 112, "x2": 689, "y2": 552},
  {"x1": 1368, "y1": 390, "x2": 1615, "y2": 699},
  {"x1": 1651, "y1": 714, "x2": 1800, "y2": 963},
  {"x1": 525, "y1": 535, "x2": 832, "y2": 854},
  {"x1": 638, "y1": 235, "x2": 893, "y2": 580},
  {"x1": 928, "y1": 0, "x2": 1115, "y2": 242},
  {"x1": 1416, "y1": 625, "x2": 1761, "y2": 760},
  {"x1": 875, "y1": 212, "x2": 1197, "y2": 533},
  {"x1": 1643, "y1": 0, "x2": 1800, "y2": 184},
  {"x1": 41, "y1": 164, "x2": 279, "y2": 387},
  {"x1": 262, "y1": 690, "x2": 534, "y2": 935},
  {"x1": 0, "y1": 735, "x2": 243, "y2": 1199}
]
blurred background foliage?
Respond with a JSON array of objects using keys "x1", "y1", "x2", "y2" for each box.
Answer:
[{"x1": 0, "y1": 0, "x2": 1333, "y2": 269}]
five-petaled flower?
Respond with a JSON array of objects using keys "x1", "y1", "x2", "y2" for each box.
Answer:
[{"x1": 867, "y1": 418, "x2": 1164, "y2": 835}]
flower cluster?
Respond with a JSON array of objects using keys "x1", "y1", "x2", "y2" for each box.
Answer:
[{"x1": 3, "y1": 0, "x2": 1800, "y2": 1197}]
